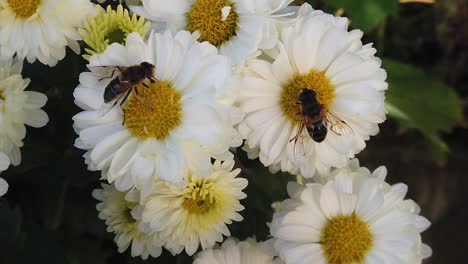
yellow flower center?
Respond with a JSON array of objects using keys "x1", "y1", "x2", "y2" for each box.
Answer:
[
  {"x1": 182, "y1": 178, "x2": 216, "y2": 214},
  {"x1": 122, "y1": 201, "x2": 138, "y2": 226},
  {"x1": 280, "y1": 70, "x2": 335, "y2": 124},
  {"x1": 107, "y1": 29, "x2": 127, "y2": 45},
  {"x1": 123, "y1": 80, "x2": 182, "y2": 140},
  {"x1": 186, "y1": 0, "x2": 239, "y2": 47},
  {"x1": 320, "y1": 213, "x2": 373, "y2": 264},
  {"x1": 79, "y1": 5, "x2": 150, "y2": 60},
  {"x1": 7, "y1": 0, "x2": 41, "y2": 19}
]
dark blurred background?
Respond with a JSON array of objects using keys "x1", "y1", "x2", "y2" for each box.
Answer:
[{"x1": 1, "y1": 0, "x2": 467, "y2": 263}]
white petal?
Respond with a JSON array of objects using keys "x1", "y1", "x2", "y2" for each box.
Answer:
[{"x1": 0, "y1": 177, "x2": 8, "y2": 196}]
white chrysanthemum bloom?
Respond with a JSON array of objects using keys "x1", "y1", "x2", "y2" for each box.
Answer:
[
  {"x1": 139, "y1": 159, "x2": 247, "y2": 256},
  {"x1": 270, "y1": 159, "x2": 432, "y2": 264},
  {"x1": 0, "y1": 152, "x2": 9, "y2": 196},
  {"x1": 236, "y1": 4, "x2": 387, "y2": 178},
  {"x1": 0, "y1": 58, "x2": 48, "y2": 165},
  {"x1": 97, "y1": 0, "x2": 141, "y2": 4},
  {"x1": 96, "y1": 0, "x2": 141, "y2": 4},
  {"x1": 194, "y1": 238, "x2": 282, "y2": 264},
  {"x1": 73, "y1": 31, "x2": 241, "y2": 189},
  {"x1": 0, "y1": 0, "x2": 97, "y2": 66},
  {"x1": 92, "y1": 183, "x2": 162, "y2": 259},
  {"x1": 129, "y1": 0, "x2": 294, "y2": 66}
]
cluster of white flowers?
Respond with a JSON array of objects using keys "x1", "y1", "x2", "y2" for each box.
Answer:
[
  {"x1": 0, "y1": 0, "x2": 432, "y2": 262},
  {"x1": 0, "y1": 0, "x2": 97, "y2": 66},
  {"x1": 270, "y1": 159, "x2": 431, "y2": 264},
  {"x1": 0, "y1": 0, "x2": 96, "y2": 196},
  {"x1": 0, "y1": 57, "x2": 49, "y2": 197}
]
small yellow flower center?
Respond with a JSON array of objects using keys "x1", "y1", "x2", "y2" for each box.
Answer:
[
  {"x1": 7, "y1": 0, "x2": 41, "y2": 19},
  {"x1": 186, "y1": 0, "x2": 239, "y2": 47},
  {"x1": 107, "y1": 29, "x2": 127, "y2": 45},
  {"x1": 122, "y1": 201, "x2": 138, "y2": 226},
  {"x1": 79, "y1": 4, "x2": 150, "y2": 60},
  {"x1": 182, "y1": 178, "x2": 216, "y2": 214},
  {"x1": 320, "y1": 213, "x2": 373, "y2": 264},
  {"x1": 280, "y1": 70, "x2": 335, "y2": 124},
  {"x1": 123, "y1": 80, "x2": 182, "y2": 140}
]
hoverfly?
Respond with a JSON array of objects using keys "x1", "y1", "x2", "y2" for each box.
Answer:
[
  {"x1": 290, "y1": 88, "x2": 352, "y2": 145},
  {"x1": 102, "y1": 61, "x2": 156, "y2": 106}
]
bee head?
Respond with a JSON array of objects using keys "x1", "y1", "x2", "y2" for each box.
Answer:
[
  {"x1": 298, "y1": 88, "x2": 317, "y2": 102},
  {"x1": 141, "y1": 61, "x2": 156, "y2": 79}
]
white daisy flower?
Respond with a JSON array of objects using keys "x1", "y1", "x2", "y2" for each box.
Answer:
[
  {"x1": 139, "y1": 159, "x2": 247, "y2": 256},
  {"x1": 0, "y1": 57, "x2": 48, "y2": 166},
  {"x1": 129, "y1": 0, "x2": 294, "y2": 66},
  {"x1": 0, "y1": 152, "x2": 9, "y2": 196},
  {"x1": 97, "y1": 0, "x2": 141, "y2": 4},
  {"x1": 92, "y1": 183, "x2": 162, "y2": 259},
  {"x1": 194, "y1": 238, "x2": 282, "y2": 264},
  {"x1": 236, "y1": 4, "x2": 387, "y2": 178},
  {"x1": 0, "y1": 0, "x2": 97, "y2": 66},
  {"x1": 73, "y1": 31, "x2": 241, "y2": 189},
  {"x1": 270, "y1": 160, "x2": 432, "y2": 264}
]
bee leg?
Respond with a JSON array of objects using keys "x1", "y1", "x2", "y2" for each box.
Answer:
[
  {"x1": 150, "y1": 78, "x2": 156, "y2": 83},
  {"x1": 122, "y1": 109, "x2": 126, "y2": 125},
  {"x1": 120, "y1": 89, "x2": 132, "y2": 107},
  {"x1": 289, "y1": 135, "x2": 298, "y2": 143},
  {"x1": 142, "y1": 82, "x2": 149, "y2": 88},
  {"x1": 111, "y1": 99, "x2": 119, "y2": 108}
]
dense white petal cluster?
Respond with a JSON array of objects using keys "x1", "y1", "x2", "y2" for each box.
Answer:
[
  {"x1": 73, "y1": 31, "x2": 241, "y2": 189},
  {"x1": 0, "y1": 0, "x2": 97, "y2": 66},
  {"x1": 194, "y1": 238, "x2": 281, "y2": 264},
  {"x1": 0, "y1": 0, "x2": 435, "y2": 262},
  {"x1": 139, "y1": 159, "x2": 247, "y2": 255},
  {"x1": 92, "y1": 183, "x2": 163, "y2": 259},
  {"x1": 0, "y1": 152, "x2": 9, "y2": 196},
  {"x1": 236, "y1": 4, "x2": 387, "y2": 178},
  {"x1": 66, "y1": 1, "x2": 431, "y2": 262},
  {"x1": 129, "y1": 0, "x2": 294, "y2": 66},
  {"x1": 0, "y1": 57, "x2": 48, "y2": 166},
  {"x1": 92, "y1": 159, "x2": 247, "y2": 258},
  {"x1": 270, "y1": 159, "x2": 432, "y2": 264}
]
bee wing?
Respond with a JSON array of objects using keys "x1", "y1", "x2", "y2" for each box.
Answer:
[
  {"x1": 108, "y1": 81, "x2": 133, "y2": 96},
  {"x1": 290, "y1": 118, "x2": 309, "y2": 158},
  {"x1": 87, "y1": 65, "x2": 123, "y2": 80},
  {"x1": 99, "y1": 82, "x2": 133, "y2": 118},
  {"x1": 323, "y1": 110, "x2": 354, "y2": 136}
]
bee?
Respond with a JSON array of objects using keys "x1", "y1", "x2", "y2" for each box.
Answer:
[
  {"x1": 102, "y1": 61, "x2": 156, "y2": 106},
  {"x1": 291, "y1": 88, "x2": 352, "y2": 144}
]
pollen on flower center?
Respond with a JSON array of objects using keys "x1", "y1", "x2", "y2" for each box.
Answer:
[
  {"x1": 186, "y1": 0, "x2": 239, "y2": 47},
  {"x1": 320, "y1": 213, "x2": 373, "y2": 264},
  {"x1": 280, "y1": 70, "x2": 335, "y2": 124},
  {"x1": 7, "y1": 0, "x2": 41, "y2": 19},
  {"x1": 182, "y1": 178, "x2": 216, "y2": 214},
  {"x1": 123, "y1": 80, "x2": 182, "y2": 140}
]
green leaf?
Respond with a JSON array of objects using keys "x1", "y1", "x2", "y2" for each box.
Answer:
[
  {"x1": 323, "y1": 0, "x2": 398, "y2": 32},
  {"x1": 384, "y1": 59, "x2": 464, "y2": 164}
]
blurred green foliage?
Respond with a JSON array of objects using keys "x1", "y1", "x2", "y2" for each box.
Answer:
[
  {"x1": 384, "y1": 59, "x2": 463, "y2": 165},
  {"x1": 324, "y1": 0, "x2": 399, "y2": 32}
]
